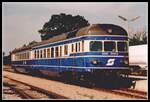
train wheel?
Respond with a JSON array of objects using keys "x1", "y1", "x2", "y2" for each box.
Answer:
[{"x1": 13, "y1": 68, "x2": 18, "y2": 73}]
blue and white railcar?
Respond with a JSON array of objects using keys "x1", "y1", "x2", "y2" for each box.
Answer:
[{"x1": 11, "y1": 24, "x2": 129, "y2": 78}]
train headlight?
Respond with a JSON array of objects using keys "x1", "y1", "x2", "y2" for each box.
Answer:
[
  {"x1": 91, "y1": 60, "x2": 99, "y2": 65},
  {"x1": 123, "y1": 59, "x2": 129, "y2": 65}
]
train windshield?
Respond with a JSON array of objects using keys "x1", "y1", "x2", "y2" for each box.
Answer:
[
  {"x1": 117, "y1": 42, "x2": 128, "y2": 51},
  {"x1": 104, "y1": 41, "x2": 116, "y2": 52},
  {"x1": 90, "y1": 41, "x2": 102, "y2": 51}
]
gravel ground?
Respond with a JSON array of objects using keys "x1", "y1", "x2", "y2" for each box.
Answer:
[
  {"x1": 128, "y1": 75, "x2": 148, "y2": 92},
  {"x1": 3, "y1": 77, "x2": 52, "y2": 100},
  {"x1": 134, "y1": 80, "x2": 148, "y2": 92},
  {"x1": 3, "y1": 71, "x2": 144, "y2": 100},
  {"x1": 3, "y1": 86, "x2": 22, "y2": 100}
]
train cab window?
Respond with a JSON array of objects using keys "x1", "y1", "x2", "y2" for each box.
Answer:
[
  {"x1": 44, "y1": 49, "x2": 46, "y2": 58},
  {"x1": 51, "y1": 47, "x2": 54, "y2": 58},
  {"x1": 117, "y1": 42, "x2": 128, "y2": 51},
  {"x1": 64, "y1": 45, "x2": 68, "y2": 55},
  {"x1": 55, "y1": 47, "x2": 59, "y2": 57},
  {"x1": 90, "y1": 41, "x2": 102, "y2": 51},
  {"x1": 104, "y1": 41, "x2": 116, "y2": 52},
  {"x1": 47, "y1": 48, "x2": 50, "y2": 58}
]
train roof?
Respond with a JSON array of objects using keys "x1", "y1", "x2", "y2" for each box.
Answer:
[{"x1": 12, "y1": 24, "x2": 127, "y2": 53}]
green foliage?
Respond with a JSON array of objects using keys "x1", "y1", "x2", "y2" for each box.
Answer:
[
  {"x1": 28, "y1": 40, "x2": 38, "y2": 45},
  {"x1": 38, "y1": 13, "x2": 90, "y2": 40},
  {"x1": 129, "y1": 30, "x2": 147, "y2": 46}
]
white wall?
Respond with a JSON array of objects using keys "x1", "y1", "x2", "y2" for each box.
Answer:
[{"x1": 129, "y1": 44, "x2": 147, "y2": 68}]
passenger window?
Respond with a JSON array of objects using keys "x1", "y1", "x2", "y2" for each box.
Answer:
[
  {"x1": 27, "y1": 52, "x2": 29, "y2": 59},
  {"x1": 47, "y1": 48, "x2": 50, "y2": 58},
  {"x1": 40, "y1": 50, "x2": 43, "y2": 58},
  {"x1": 55, "y1": 47, "x2": 59, "y2": 57},
  {"x1": 64, "y1": 45, "x2": 68, "y2": 55},
  {"x1": 51, "y1": 47, "x2": 54, "y2": 58},
  {"x1": 37, "y1": 50, "x2": 39, "y2": 58},
  {"x1": 78, "y1": 42, "x2": 80, "y2": 52},
  {"x1": 44, "y1": 49, "x2": 46, "y2": 58},
  {"x1": 72, "y1": 44, "x2": 74, "y2": 52},
  {"x1": 22, "y1": 53, "x2": 24, "y2": 59},
  {"x1": 34, "y1": 50, "x2": 36, "y2": 59},
  {"x1": 24, "y1": 53, "x2": 25, "y2": 59},
  {"x1": 60, "y1": 46, "x2": 62, "y2": 57},
  {"x1": 82, "y1": 40, "x2": 84, "y2": 52},
  {"x1": 75, "y1": 43, "x2": 78, "y2": 52}
]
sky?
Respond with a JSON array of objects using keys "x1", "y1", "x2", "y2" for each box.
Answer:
[{"x1": 2, "y1": 2, "x2": 148, "y2": 55}]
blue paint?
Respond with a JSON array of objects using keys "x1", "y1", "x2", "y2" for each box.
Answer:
[
  {"x1": 12, "y1": 35, "x2": 129, "y2": 74},
  {"x1": 69, "y1": 52, "x2": 128, "y2": 56},
  {"x1": 12, "y1": 56, "x2": 129, "y2": 73}
]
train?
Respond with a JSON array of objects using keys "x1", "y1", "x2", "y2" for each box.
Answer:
[{"x1": 11, "y1": 24, "x2": 130, "y2": 81}]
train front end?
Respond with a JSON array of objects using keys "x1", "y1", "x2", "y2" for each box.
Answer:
[{"x1": 80, "y1": 24, "x2": 130, "y2": 77}]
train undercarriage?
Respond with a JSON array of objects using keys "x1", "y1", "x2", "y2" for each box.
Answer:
[{"x1": 13, "y1": 66, "x2": 134, "y2": 88}]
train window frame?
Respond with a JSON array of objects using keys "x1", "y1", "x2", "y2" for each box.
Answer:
[
  {"x1": 117, "y1": 41, "x2": 128, "y2": 52},
  {"x1": 104, "y1": 41, "x2": 116, "y2": 52},
  {"x1": 90, "y1": 41, "x2": 103, "y2": 52}
]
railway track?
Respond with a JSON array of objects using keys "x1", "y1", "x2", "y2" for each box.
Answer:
[
  {"x1": 3, "y1": 68, "x2": 147, "y2": 99},
  {"x1": 93, "y1": 87, "x2": 147, "y2": 99},
  {"x1": 111, "y1": 88, "x2": 147, "y2": 99},
  {"x1": 3, "y1": 76, "x2": 69, "y2": 99},
  {"x1": 3, "y1": 82, "x2": 35, "y2": 99}
]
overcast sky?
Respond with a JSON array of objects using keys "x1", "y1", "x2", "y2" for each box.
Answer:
[{"x1": 2, "y1": 2, "x2": 148, "y2": 55}]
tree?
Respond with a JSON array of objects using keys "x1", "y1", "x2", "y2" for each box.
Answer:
[
  {"x1": 129, "y1": 27, "x2": 147, "y2": 46},
  {"x1": 28, "y1": 40, "x2": 38, "y2": 46},
  {"x1": 38, "y1": 13, "x2": 90, "y2": 40}
]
